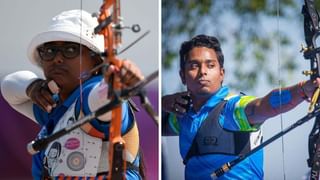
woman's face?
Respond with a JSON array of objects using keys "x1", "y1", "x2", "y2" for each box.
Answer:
[{"x1": 39, "y1": 41, "x2": 99, "y2": 98}]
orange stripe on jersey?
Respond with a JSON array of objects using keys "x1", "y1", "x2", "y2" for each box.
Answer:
[
  {"x1": 81, "y1": 123, "x2": 105, "y2": 139},
  {"x1": 88, "y1": 126, "x2": 105, "y2": 138}
]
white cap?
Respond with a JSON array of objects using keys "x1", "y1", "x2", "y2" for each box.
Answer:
[{"x1": 27, "y1": 9, "x2": 104, "y2": 66}]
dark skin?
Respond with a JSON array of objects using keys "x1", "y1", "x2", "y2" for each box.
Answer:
[
  {"x1": 40, "y1": 42, "x2": 98, "y2": 100},
  {"x1": 27, "y1": 41, "x2": 144, "y2": 113},
  {"x1": 162, "y1": 46, "x2": 320, "y2": 131},
  {"x1": 163, "y1": 47, "x2": 224, "y2": 117},
  {"x1": 179, "y1": 47, "x2": 224, "y2": 111}
]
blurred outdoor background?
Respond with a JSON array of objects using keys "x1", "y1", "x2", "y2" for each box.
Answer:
[{"x1": 162, "y1": 0, "x2": 320, "y2": 180}]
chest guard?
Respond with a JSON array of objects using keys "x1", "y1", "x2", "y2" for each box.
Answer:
[
  {"x1": 43, "y1": 100, "x2": 140, "y2": 177},
  {"x1": 183, "y1": 101, "x2": 262, "y2": 164}
]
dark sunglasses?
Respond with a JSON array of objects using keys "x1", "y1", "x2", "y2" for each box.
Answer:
[{"x1": 37, "y1": 43, "x2": 81, "y2": 61}]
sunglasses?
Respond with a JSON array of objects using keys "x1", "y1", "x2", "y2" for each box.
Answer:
[{"x1": 37, "y1": 43, "x2": 81, "y2": 61}]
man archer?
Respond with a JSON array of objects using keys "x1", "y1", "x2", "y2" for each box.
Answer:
[{"x1": 162, "y1": 34, "x2": 320, "y2": 179}]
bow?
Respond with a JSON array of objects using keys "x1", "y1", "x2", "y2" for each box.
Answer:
[
  {"x1": 77, "y1": 0, "x2": 158, "y2": 179},
  {"x1": 301, "y1": 0, "x2": 320, "y2": 179},
  {"x1": 210, "y1": 0, "x2": 320, "y2": 179},
  {"x1": 94, "y1": 1, "x2": 126, "y2": 179}
]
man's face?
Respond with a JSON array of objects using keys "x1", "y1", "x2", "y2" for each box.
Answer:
[
  {"x1": 180, "y1": 47, "x2": 224, "y2": 98},
  {"x1": 39, "y1": 41, "x2": 97, "y2": 94}
]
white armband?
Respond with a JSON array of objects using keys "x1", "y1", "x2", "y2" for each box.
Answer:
[
  {"x1": 1, "y1": 71, "x2": 39, "y2": 122},
  {"x1": 1, "y1": 71, "x2": 39, "y2": 104}
]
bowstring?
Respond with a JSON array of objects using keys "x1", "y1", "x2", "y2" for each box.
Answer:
[
  {"x1": 79, "y1": 0, "x2": 85, "y2": 176},
  {"x1": 276, "y1": 0, "x2": 286, "y2": 179},
  {"x1": 79, "y1": 0, "x2": 84, "y2": 111}
]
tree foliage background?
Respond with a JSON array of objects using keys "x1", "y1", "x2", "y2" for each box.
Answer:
[
  {"x1": 162, "y1": 0, "x2": 320, "y2": 92},
  {"x1": 162, "y1": 1, "x2": 320, "y2": 179}
]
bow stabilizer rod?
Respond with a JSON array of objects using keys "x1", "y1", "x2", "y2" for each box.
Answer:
[{"x1": 211, "y1": 105, "x2": 320, "y2": 179}]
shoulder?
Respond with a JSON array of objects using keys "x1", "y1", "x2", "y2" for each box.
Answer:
[
  {"x1": 79, "y1": 76, "x2": 104, "y2": 104},
  {"x1": 224, "y1": 93, "x2": 256, "y2": 107},
  {"x1": 224, "y1": 93, "x2": 238, "y2": 100},
  {"x1": 82, "y1": 76, "x2": 103, "y2": 92},
  {"x1": 223, "y1": 93, "x2": 259, "y2": 131},
  {"x1": 222, "y1": 93, "x2": 257, "y2": 120}
]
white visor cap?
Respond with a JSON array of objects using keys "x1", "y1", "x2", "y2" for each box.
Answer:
[{"x1": 27, "y1": 9, "x2": 104, "y2": 66}]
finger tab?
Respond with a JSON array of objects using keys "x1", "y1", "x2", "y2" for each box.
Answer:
[{"x1": 48, "y1": 80, "x2": 60, "y2": 94}]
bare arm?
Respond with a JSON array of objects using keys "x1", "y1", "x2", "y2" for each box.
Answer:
[{"x1": 246, "y1": 79, "x2": 319, "y2": 125}]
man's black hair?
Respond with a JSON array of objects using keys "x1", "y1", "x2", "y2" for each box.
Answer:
[{"x1": 179, "y1": 34, "x2": 224, "y2": 71}]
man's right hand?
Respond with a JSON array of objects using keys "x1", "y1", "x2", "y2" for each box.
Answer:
[{"x1": 162, "y1": 92, "x2": 191, "y2": 115}]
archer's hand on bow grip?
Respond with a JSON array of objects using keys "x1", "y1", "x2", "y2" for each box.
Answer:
[
  {"x1": 162, "y1": 92, "x2": 191, "y2": 116},
  {"x1": 302, "y1": 78, "x2": 320, "y2": 96},
  {"x1": 307, "y1": 78, "x2": 320, "y2": 112},
  {"x1": 104, "y1": 59, "x2": 144, "y2": 89}
]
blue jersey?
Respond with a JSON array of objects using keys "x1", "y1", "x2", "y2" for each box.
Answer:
[
  {"x1": 31, "y1": 75, "x2": 140, "y2": 179},
  {"x1": 170, "y1": 86, "x2": 263, "y2": 180}
]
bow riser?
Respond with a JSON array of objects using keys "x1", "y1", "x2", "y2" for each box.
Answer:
[
  {"x1": 302, "y1": 0, "x2": 320, "y2": 80},
  {"x1": 302, "y1": 0, "x2": 320, "y2": 179},
  {"x1": 96, "y1": 1, "x2": 126, "y2": 179}
]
